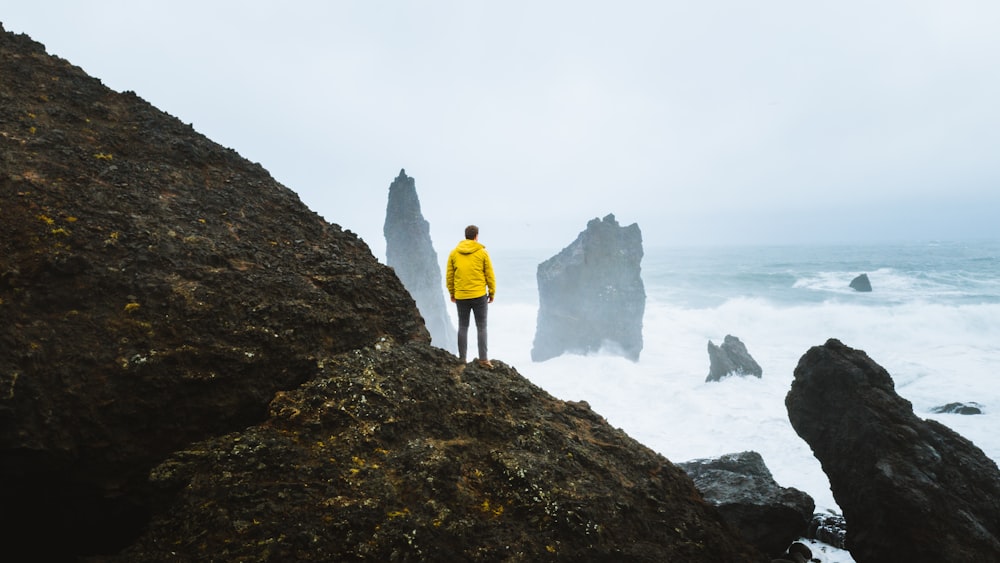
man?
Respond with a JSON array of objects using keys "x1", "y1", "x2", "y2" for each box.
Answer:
[{"x1": 446, "y1": 225, "x2": 496, "y2": 368}]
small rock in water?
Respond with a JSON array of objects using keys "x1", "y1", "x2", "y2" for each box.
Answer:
[
  {"x1": 849, "y1": 273, "x2": 872, "y2": 292},
  {"x1": 931, "y1": 401, "x2": 984, "y2": 415}
]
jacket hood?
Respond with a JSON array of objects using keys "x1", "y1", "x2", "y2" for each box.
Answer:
[{"x1": 456, "y1": 240, "x2": 485, "y2": 254}]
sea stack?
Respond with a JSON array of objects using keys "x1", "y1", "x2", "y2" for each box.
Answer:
[
  {"x1": 786, "y1": 339, "x2": 1000, "y2": 561},
  {"x1": 706, "y1": 335, "x2": 763, "y2": 382},
  {"x1": 383, "y1": 169, "x2": 457, "y2": 353},
  {"x1": 531, "y1": 214, "x2": 645, "y2": 362}
]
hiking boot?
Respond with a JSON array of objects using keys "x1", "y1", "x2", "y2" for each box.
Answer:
[{"x1": 477, "y1": 359, "x2": 494, "y2": 369}]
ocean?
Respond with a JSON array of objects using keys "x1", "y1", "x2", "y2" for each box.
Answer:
[{"x1": 469, "y1": 239, "x2": 1000, "y2": 562}]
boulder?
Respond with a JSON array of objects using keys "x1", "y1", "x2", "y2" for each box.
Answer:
[
  {"x1": 849, "y1": 273, "x2": 872, "y2": 292},
  {"x1": 678, "y1": 451, "x2": 814, "y2": 557},
  {"x1": 807, "y1": 513, "x2": 847, "y2": 550},
  {"x1": 531, "y1": 214, "x2": 645, "y2": 362},
  {"x1": 706, "y1": 335, "x2": 763, "y2": 382},
  {"x1": 786, "y1": 339, "x2": 1000, "y2": 562},
  {"x1": 383, "y1": 169, "x2": 456, "y2": 353}
]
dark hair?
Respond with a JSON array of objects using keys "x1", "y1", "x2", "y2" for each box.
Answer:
[{"x1": 465, "y1": 225, "x2": 479, "y2": 240}]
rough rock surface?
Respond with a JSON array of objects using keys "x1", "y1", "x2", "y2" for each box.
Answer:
[
  {"x1": 383, "y1": 168, "x2": 456, "y2": 352},
  {"x1": 0, "y1": 24, "x2": 427, "y2": 558},
  {"x1": 115, "y1": 343, "x2": 765, "y2": 562},
  {"x1": 786, "y1": 338, "x2": 1000, "y2": 562},
  {"x1": 849, "y1": 273, "x2": 872, "y2": 292},
  {"x1": 531, "y1": 214, "x2": 645, "y2": 362},
  {"x1": 706, "y1": 335, "x2": 763, "y2": 382},
  {"x1": 678, "y1": 451, "x2": 815, "y2": 557},
  {"x1": 807, "y1": 513, "x2": 847, "y2": 550},
  {"x1": 0, "y1": 25, "x2": 766, "y2": 562}
]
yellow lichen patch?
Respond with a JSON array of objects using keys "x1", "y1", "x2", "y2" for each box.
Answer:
[
  {"x1": 124, "y1": 302, "x2": 140, "y2": 313},
  {"x1": 65, "y1": 216, "x2": 78, "y2": 223},
  {"x1": 50, "y1": 227, "x2": 69, "y2": 236},
  {"x1": 479, "y1": 499, "x2": 504, "y2": 517},
  {"x1": 37, "y1": 214, "x2": 54, "y2": 225},
  {"x1": 93, "y1": 152, "x2": 113, "y2": 160},
  {"x1": 387, "y1": 508, "x2": 410, "y2": 519}
]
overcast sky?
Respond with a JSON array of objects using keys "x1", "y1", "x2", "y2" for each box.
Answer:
[{"x1": 6, "y1": 2, "x2": 1000, "y2": 255}]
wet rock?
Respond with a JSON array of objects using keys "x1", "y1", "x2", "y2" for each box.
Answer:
[
  {"x1": 383, "y1": 168, "x2": 456, "y2": 352},
  {"x1": 931, "y1": 402, "x2": 984, "y2": 415},
  {"x1": 806, "y1": 512, "x2": 847, "y2": 550},
  {"x1": 786, "y1": 338, "x2": 1000, "y2": 561},
  {"x1": 531, "y1": 214, "x2": 645, "y2": 362},
  {"x1": 678, "y1": 451, "x2": 814, "y2": 557},
  {"x1": 706, "y1": 335, "x2": 763, "y2": 382},
  {"x1": 849, "y1": 273, "x2": 872, "y2": 292}
]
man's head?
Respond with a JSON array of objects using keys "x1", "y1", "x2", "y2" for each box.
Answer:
[{"x1": 465, "y1": 225, "x2": 479, "y2": 240}]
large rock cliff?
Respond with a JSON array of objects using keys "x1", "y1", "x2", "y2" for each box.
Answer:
[
  {"x1": 786, "y1": 339, "x2": 1000, "y2": 562},
  {"x1": 383, "y1": 169, "x2": 456, "y2": 352},
  {"x1": 0, "y1": 24, "x2": 764, "y2": 561},
  {"x1": 532, "y1": 214, "x2": 645, "y2": 362}
]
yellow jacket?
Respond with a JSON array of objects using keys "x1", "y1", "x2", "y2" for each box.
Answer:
[{"x1": 446, "y1": 239, "x2": 496, "y2": 300}]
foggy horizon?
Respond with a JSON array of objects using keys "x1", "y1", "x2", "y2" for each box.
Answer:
[{"x1": 6, "y1": 2, "x2": 999, "y2": 257}]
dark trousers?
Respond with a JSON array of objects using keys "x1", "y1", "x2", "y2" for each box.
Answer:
[{"x1": 456, "y1": 294, "x2": 488, "y2": 361}]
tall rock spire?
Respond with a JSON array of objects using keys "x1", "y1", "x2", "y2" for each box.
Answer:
[{"x1": 383, "y1": 169, "x2": 457, "y2": 352}]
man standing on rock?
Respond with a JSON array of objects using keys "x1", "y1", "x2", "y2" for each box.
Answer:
[{"x1": 446, "y1": 225, "x2": 496, "y2": 368}]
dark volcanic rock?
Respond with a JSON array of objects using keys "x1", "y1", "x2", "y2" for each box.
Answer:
[
  {"x1": 383, "y1": 168, "x2": 456, "y2": 353},
  {"x1": 786, "y1": 339, "x2": 1000, "y2": 562},
  {"x1": 807, "y1": 513, "x2": 848, "y2": 550},
  {"x1": 0, "y1": 26, "x2": 428, "y2": 559},
  {"x1": 0, "y1": 25, "x2": 766, "y2": 561},
  {"x1": 531, "y1": 214, "x2": 645, "y2": 362},
  {"x1": 849, "y1": 273, "x2": 872, "y2": 292},
  {"x1": 931, "y1": 401, "x2": 984, "y2": 415},
  {"x1": 114, "y1": 342, "x2": 765, "y2": 562},
  {"x1": 678, "y1": 451, "x2": 814, "y2": 557},
  {"x1": 706, "y1": 335, "x2": 763, "y2": 382}
]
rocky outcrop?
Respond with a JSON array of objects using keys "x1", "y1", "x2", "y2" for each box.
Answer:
[
  {"x1": 849, "y1": 273, "x2": 872, "y2": 292},
  {"x1": 116, "y1": 343, "x2": 765, "y2": 562},
  {"x1": 0, "y1": 25, "x2": 427, "y2": 559},
  {"x1": 678, "y1": 451, "x2": 815, "y2": 557},
  {"x1": 0, "y1": 25, "x2": 767, "y2": 561},
  {"x1": 706, "y1": 335, "x2": 763, "y2": 382},
  {"x1": 383, "y1": 169, "x2": 456, "y2": 353},
  {"x1": 531, "y1": 214, "x2": 645, "y2": 362},
  {"x1": 786, "y1": 339, "x2": 1000, "y2": 562}
]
